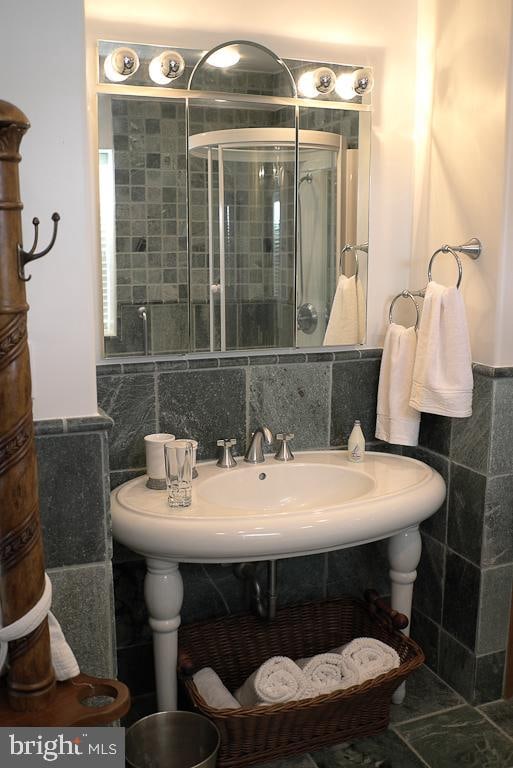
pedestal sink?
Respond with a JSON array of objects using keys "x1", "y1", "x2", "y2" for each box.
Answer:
[{"x1": 111, "y1": 450, "x2": 445, "y2": 710}]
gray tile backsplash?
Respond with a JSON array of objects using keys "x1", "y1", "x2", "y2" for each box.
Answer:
[
  {"x1": 412, "y1": 368, "x2": 513, "y2": 703},
  {"x1": 450, "y1": 374, "x2": 493, "y2": 473},
  {"x1": 158, "y1": 367, "x2": 246, "y2": 460},
  {"x1": 36, "y1": 432, "x2": 110, "y2": 568},
  {"x1": 249, "y1": 363, "x2": 331, "y2": 450},
  {"x1": 49, "y1": 562, "x2": 116, "y2": 678},
  {"x1": 97, "y1": 373, "x2": 157, "y2": 469},
  {"x1": 35, "y1": 415, "x2": 116, "y2": 680},
  {"x1": 330, "y1": 359, "x2": 380, "y2": 446},
  {"x1": 447, "y1": 463, "x2": 486, "y2": 565}
]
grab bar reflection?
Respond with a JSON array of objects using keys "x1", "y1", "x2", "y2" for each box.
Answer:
[{"x1": 137, "y1": 305, "x2": 149, "y2": 355}]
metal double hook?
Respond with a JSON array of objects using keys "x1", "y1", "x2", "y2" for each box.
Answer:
[{"x1": 18, "y1": 212, "x2": 60, "y2": 281}]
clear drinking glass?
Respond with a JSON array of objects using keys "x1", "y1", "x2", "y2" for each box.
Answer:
[{"x1": 164, "y1": 439, "x2": 194, "y2": 508}]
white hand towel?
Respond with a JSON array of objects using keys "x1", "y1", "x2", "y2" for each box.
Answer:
[
  {"x1": 234, "y1": 656, "x2": 313, "y2": 706},
  {"x1": 375, "y1": 323, "x2": 420, "y2": 446},
  {"x1": 47, "y1": 613, "x2": 80, "y2": 681},
  {"x1": 339, "y1": 638, "x2": 400, "y2": 684},
  {"x1": 323, "y1": 275, "x2": 365, "y2": 346},
  {"x1": 298, "y1": 652, "x2": 358, "y2": 692},
  {"x1": 192, "y1": 667, "x2": 241, "y2": 710},
  {"x1": 0, "y1": 575, "x2": 80, "y2": 681},
  {"x1": 409, "y1": 282, "x2": 473, "y2": 417}
]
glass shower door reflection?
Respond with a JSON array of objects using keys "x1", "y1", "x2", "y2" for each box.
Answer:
[{"x1": 189, "y1": 135, "x2": 296, "y2": 352}]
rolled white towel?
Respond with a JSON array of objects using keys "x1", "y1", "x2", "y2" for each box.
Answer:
[
  {"x1": 234, "y1": 656, "x2": 313, "y2": 707},
  {"x1": 192, "y1": 667, "x2": 241, "y2": 710},
  {"x1": 297, "y1": 652, "x2": 358, "y2": 692},
  {"x1": 339, "y1": 638, "x2": 400, "y2": 684}
]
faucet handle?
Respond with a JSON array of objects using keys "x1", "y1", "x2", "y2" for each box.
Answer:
[
  {"x1": 275, "y1": 433, "x2": 295, "y2": 462},
  {"x1": 216, "y1": 438, "x2": 237, "y2": 468}
]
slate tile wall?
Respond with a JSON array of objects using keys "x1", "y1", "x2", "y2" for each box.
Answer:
[
  {"x1": 35, "y1": 414, "x2": 116, "y2": 678},
  {"x1": 97, "y1": 349, "x2": 385, "y2": 698},
  {"x1": 96, "y1": 354, "x2": 513, "y2": 707},
  {"x1": 409, "y1": 367, "x2": 513, "y2": 704}
]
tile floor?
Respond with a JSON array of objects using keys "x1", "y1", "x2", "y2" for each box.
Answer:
[{"x1": 125, "y1": 666, "x2": 513, "y2": 768}]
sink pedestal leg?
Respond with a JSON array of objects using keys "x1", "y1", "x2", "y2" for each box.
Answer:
[
  {"x1": 388, "y1": 526, "x2": 422, "y2": 705},
  {"x1": 145, "y1": 559, "x2": 183, "y2": 711}
]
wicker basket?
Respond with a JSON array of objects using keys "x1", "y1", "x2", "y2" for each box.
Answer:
[{"x1": 178, "y1": 595, "x2": 424, "y2": 768}]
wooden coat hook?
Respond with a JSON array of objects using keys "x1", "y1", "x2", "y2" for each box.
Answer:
[
  {"x1": 18, "y1": 212, "x2": 60, "y2": 281},
  {"x1": 0, "y1": 100, "x2": 130, "y2": 724}
]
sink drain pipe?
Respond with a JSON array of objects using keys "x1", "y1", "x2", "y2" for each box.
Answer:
[{"x1": 233, "y1": 561, "x2": 277, "y2": 620}]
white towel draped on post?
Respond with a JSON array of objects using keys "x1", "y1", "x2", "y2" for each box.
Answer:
[
  {"x1": 409, "y1": 282, "x2": 473, "y2": 417},
  {"x1": 0, "y1": 574, "x2": 80, "y2": 681},
  {"x1": 375, "y1": 323, "x2": 420, "y2": 446},
  {"x1": 323, "y1": 275, "x2": 365, "y2": 346}
]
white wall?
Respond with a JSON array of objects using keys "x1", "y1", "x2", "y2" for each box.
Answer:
[
  {"x1": 0, "y1": 0, "x2": 98, "y2": 419},
  {"x1": 0, "y1": 0, "x2": 419, "y2": 420},
  {"x1": 412, "y1": 0, "x2": 513, "y2": 366},
  {"x1": 85, "y1": 0, "x2": 419, "y2": 349}
]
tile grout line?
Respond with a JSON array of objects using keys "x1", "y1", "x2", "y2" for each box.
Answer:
[
  {"x1": 426, "y1": 664, "x2": 468, "y2": 702},
  {"x1": 390, "y1": 727, "x2": 432, "y2": 768},
  {"x1": 154, "y1": 370, "x2": 160, "y2": 431},
  {"x1": 392, "y1": 702, "x2": 467, "y2": 727},
  {"x1": 326, "y1": 361, "x2": 333, "y2": 448},
  {"x1": 477, "y1": 706, "x2": 513, "y2": 745}
]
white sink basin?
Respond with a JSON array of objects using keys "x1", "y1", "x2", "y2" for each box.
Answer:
[
  {"x1": 111, "y1": 449, "x2": 446, "y2": 713},
  {"x1": 196, "y1": 461, "x2": 375, "y2": 512},
  {"x1": 112, "y1": 450, "x2": 445, "y2": 562}
]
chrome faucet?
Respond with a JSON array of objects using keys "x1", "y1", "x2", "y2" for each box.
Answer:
[{"x1": 244, "y1": 426, "x2": 273, "y2": 464}]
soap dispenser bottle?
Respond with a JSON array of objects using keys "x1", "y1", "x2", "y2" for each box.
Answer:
[{"x1": 348, "y1": 420, "x2": 365, "y2": 462}]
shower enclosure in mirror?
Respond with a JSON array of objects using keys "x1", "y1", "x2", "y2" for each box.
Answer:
[{"x1": 96, "y1": 40, "x2": 372, "y2": 357}]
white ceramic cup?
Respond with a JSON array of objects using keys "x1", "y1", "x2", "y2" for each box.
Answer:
[{"x1": 144, "y1": 433, "x2": 175, "y2": 489}]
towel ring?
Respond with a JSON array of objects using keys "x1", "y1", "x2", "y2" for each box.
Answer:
[
  {"x1": 389, "y1": 290, "x2": 420, "y2": 330},
  {"x1": 340, "y1": 243, "x2": 368, "y2": 279},
  {"x1": 427, "y1": 245, "x2": 463, "y2": 288}
]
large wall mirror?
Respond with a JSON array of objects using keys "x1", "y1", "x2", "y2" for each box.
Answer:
[{"x1": 97, "y1": 40, "x2": 372, "y2": 357}]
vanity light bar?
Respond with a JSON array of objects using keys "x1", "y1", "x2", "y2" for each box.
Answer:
[{"x1": 98, "y1": 40, "x2": 373, "y2": 107}]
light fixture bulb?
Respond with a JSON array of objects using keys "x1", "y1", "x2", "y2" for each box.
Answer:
[
  {"x1": 313, "y1": 67, "x2": 336, "y2": 95},
  {"x1": 353, "y1": 67, "x2": 374, "y2": 95},
  {"x1": 335, "y1": 73, "x2": 357, "y2": 100},
  {"x1": 207, "y1": 48, "x2": 240, "y2": 68},
  {"x1": 336, "y1": 67, "x2": 374, "y2": 101},
  {"x1": 104, "y1": 47, "x2": 140, "y2": 82},
  {"x1": 298, "y1": 70, "x2": 319, "y2": 98},
  {"x1": 299, "y1": 67, "x2": 336, "y2": 97},
  {"x1": 149, "y1": 51, "x2": 185, "y2": 85}
]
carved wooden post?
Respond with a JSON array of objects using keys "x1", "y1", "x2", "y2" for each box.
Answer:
[{"x1": 0, "y1": 101, "x2": 56, "y2": 711}]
